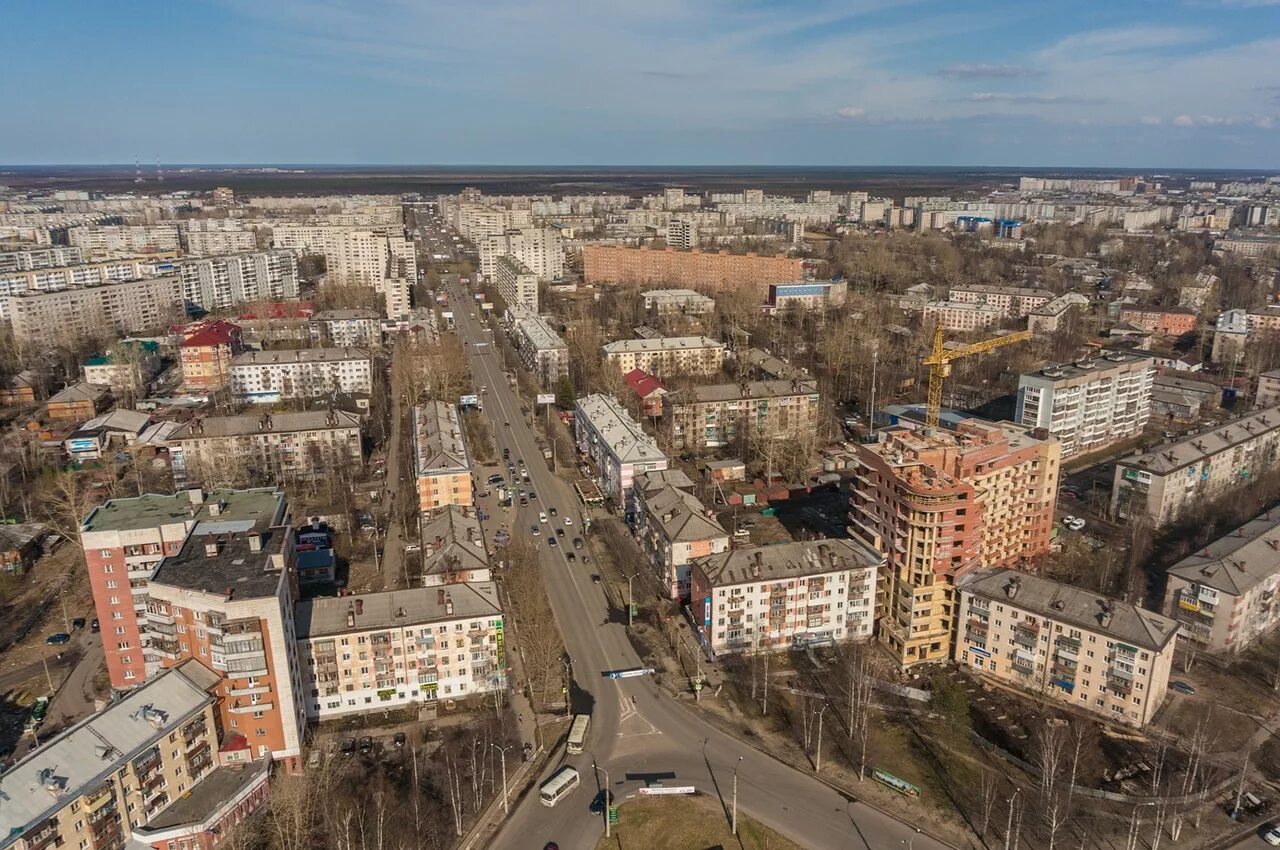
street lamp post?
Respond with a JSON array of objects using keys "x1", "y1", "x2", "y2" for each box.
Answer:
[
  {"x1": 732, "y1": 755, "x2": 743, "y2": 835},
  {"x1": 593, "y1": 762, "x2": 610, "y2": 839},
  {"x1": 901, "y1": 828, "x2": 921, "y2": 850},
  {"x1": 561, "y1": 657, "x2": 572, "y2": 718},
  {"x1": 490, "y1": 743, "x2": 512, "y2": 815}
]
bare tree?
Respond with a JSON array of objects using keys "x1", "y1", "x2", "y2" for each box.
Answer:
[{"x1": 842, "y1": 642, "x2": 875, "y2": 781}]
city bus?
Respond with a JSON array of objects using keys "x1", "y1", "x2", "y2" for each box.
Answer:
[
  {"x1": 566, "y1": 714, "x2": 591, "y2": 755},
  {"x1": 539, "y1": 766, "x2": 580, "y2": 808}
]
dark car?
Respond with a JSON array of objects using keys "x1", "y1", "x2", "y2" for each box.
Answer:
[
  {"x1": 1170, "y1": 681, "x2": 1197, "y2": 695},
  {"x1": 549, "y1": 506, "x2": 558, "y2": 517},
  {"x1": 71, "y1": 618, "x2": 86, "y2": 630},
  {"x1": 341, "y1": 738, "x2": 357, "y2": 755},
  {"x1": 556, "y1": 528, "x2": 564, "y2": 537},
  {"x1": 589, "y1": 789, "x2": 615, "y2": 814},
  {"x1": 90, "y1": 618, "x2": 100, "y2": 632},
  {"x1": 591, "y1": 574, "x2": 601, "y2": 583},
  {"x1": 393, "y1": 732, "x2": 407, "y2": 748},
  {"x1": 46, "y1": 633, "x2": 71, "y2": 645},
  {"x1": 520, "y1": 497, "x2": 528, "y2": 507},
  {"x1": 566, "y1": 552, "x2": 576, "y2": 562},
  {"x1": 548, "y1": 535, "x2": 558, "y2": 547},
  {"x1": 528, "y1": 491, "x2": 537, "y2": 500},
  {"x1": 573, "y1": 538, "x2": 583, "y2": 550},
  {"x1": 358, "y1": 736, "x2": 374, "y2": 754}
]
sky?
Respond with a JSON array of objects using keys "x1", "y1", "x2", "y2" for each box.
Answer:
[{"x1": 4, "y1": 0, "x2": 1280, "y2": 169}]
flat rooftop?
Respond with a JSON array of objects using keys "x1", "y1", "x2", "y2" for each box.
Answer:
[
  {"x1": 697, "y1": 539, "x2": 883, "y2": 587},
  {"x1": 295, "y1": 582, "x2": 501, "y2": 639},
  {"x1": 231, "y1": 347, "x2": 369, "y2": 365},
  {"x1": 82, "y1": 487, "x2": 285, "y2": 534},
  {"x1": 1022, "y1": 351, "x2": 1153, "y2": 383},
  {"x1": 136, "y1": 762, "x2": 269, "y2": 834},
  {"x1": 602, "y1": 336, "x2": 722, "y2": 354}
]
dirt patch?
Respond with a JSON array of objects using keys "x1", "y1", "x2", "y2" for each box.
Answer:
[{"x1": 597, "y1": 793, "x2": 806, "y2": 850}]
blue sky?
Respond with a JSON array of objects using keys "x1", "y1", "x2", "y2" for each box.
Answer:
[{"x1": 4, "y1": 0, "x2": 1280, "y2": 168}]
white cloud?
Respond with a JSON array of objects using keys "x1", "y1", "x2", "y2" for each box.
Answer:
[
  {"x1": 1140, "y1": 116, "x2": 1163, "y2": 125},
  {"x1": 963, "y1": 92, "x2": 1102, "y2": 105},
  {"x1": 1170, "y1": 113, "x2": 1276, "y2": 127},
  {"x1": 1173, "y1": 114, "x2": 1196, "y2": 126},
  {"x1": 837, "y1": 106, "x2": 867, "y2": 119},
  {"x1": 936, "y1": 63, "x2": 1041, "y2": 79}
]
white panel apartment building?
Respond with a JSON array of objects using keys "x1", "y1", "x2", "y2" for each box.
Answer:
[
  {"x1": 689, "y1": 540, "x2": 882, "y2": 654},
  {"x1": 1112, "y1": 406, "x2": 1280, "y2": 528},
  {"x1": 574, "y1": 393, "x2": 669, "y2": 509},
  {"x1": 495, "y1": 255, "x2": 539, "y2": 311},
  {"x1": 68, "y1": 224, "x2": 181, "y2": 258},
  {"x1": 6, "y1": 276, "x2": 183, "y2": 346},
  {"x1": 229, "y1": 348, "x2": 373, "y2": 405},
  {"x1": 179, "y1": 251, "x2": 299, "y2": 312},
  {"x1": 921, "y1": 300, "x2": 1003, "y2": 331},
  {"x1": 270, "y1": 226, "x2": 415, "y2": 288},
  {"x1": 602, "y1": 336, "x2": 725, "y2": 378},
  {"x1": 1165, "y1": 508, "x2": 1280, "y2": 654},
  {"x1": 1016, "y1": 352, "x2": 1155, "y2": 458},
  {"x1": 955, "y1": 569, "x2": 1179, "y2": 728},
  {"x1": 0, "y1": 245, "x2": 82, "y2": 272},
  {"x1": 949, "y1": 284, "x2": 1054, "y2": 318},
  {"x1": 183, "y1": 228, "x2": 258, "y2": 256},
  {"x1": 0, "y1": 258, "x2": 170, "y2": 301},
  {"x1": 479, "y1": 227, "x2": 565, "y2": 280},
  {"x1": 294, "y1": 584, "x2": 505, "y2": 720},
  {"x1": 510, "y1": 312, "x2": 569, "y2": 387}
]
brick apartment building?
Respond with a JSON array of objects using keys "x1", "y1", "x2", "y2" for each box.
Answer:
[{"x1": 583, "y1": 245, "x2": 804, "y2": 291}]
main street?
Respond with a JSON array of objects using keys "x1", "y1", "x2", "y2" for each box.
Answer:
[{"x1": 444, "y1": 279, "x2": 950, "y2": 850}]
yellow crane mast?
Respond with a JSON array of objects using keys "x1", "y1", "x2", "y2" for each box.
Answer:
[{"x1": 922, "y1": 325, "x2": 1032, "y2": 428}]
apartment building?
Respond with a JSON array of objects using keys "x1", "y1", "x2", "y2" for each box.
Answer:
[
  {"x1": 168, "y1": 409, "x2": 363, "y2": 487},
  {"x1": 1016, "y1": 352, "x2": 1155, "y2": 458},
  {"x1": 270, "y1": 227, "x2": 415, "y2": 288},
  {"x1": 848, "y1": 421, "x2": 1061, "y2": 668},
  {"x1": 178, "y1": 320, "x2": 244, "y2": 391},
  {"x1": 178, "y1": 251, "x2": 299, "y2": 312},
  {"x1": 949, "y1": 284, "x2": 1054, "y2": 318},
  {"x1": 0, "y1": 245, "x2": 82, "y2": 272},
  {"x1": 510, "y1": 313, "x2": 569, "y2": 387},
  {"x1": 183, "y1": 229, "x2": 257, "y2": 257},
  {"x1": 413, "y1": 401, "x2": 473, "y2": 512},
  {"x1": 295, "y1": 584, "x2": 504, "y2": 721},
  {"x1": 1111, "y1": 406, "x2": 1280, "y2": 528},
  {"x1": 921, "y1": 299, "x2": 1003, "y2": 331},
  {"x1": 1117, "y1": 305, "x2": 1199, "y2": 337},
  {"x1": 955, "y1": 569, "x2": 1178, "y2": 728},
  {"x1": 574, "y1": 393, "x2": 669, "y2": 509},
  {"x1": 310, "y1": 309, "x2": 381, "y2": 348},
  {"x1": 419, "y1": 506, "x2": 492, "y2": 587},
  {"x1": 690, "y1": 540, "x2": 883, "y2": 655},
  {"x1": 1165, "y1": 507, "x2": 1280, "y2": 654},
  {"x1": 0, "y1": 258, "x2": 169, "y2": 301},
  {"x1": 68, "y1": 224, "x2": 181, "y2": 258},
  {"x1": 80, "y1": 487, "x2": 287, "y2": 689},
  {"x1": 0, "y1": 660, "x2": 270, "y2": 850},
  {"x1": 144, "y1": 494, "x2": 307, "y2": 768},
  {"x1": 495, "y1": 255, "x2": 539, "y2": 311},
  {"x1": 664, "y1": 378, "x2": 820, "y2": 451},
  {"x1": 766, "y1": 280, "x2": 848, "y2": 313},
  {"x1": 478, "y1": 227, "x2": 565, "y2": 280},
  {"x1": 632, "y1": 471, "x2": 728, "y2": 599},
  {"x1": 228, "y1": 348, "x2": 373, "y2": 405},
  {"x1": 602, "y1": 336, "x2": 724, "y2": 378},
  {"x1": 666, "y1": 217, "x2": 698, "y2": 250},
  {"x1": 437, "y1": 200, "x2": 533, "y2": 241},
  {"x1": 583, "y1": 246, "x2": 804, "y2": 291},
  {"x1": 1257, "y1": 370, "x2": 1280, "y2": 408},
  {"x1": 1028, "y1": 293, "x2": 1090, "y2": 334},
  {"x1": 1215, "y1": 231, "x2": 1280, "y2": 258},
  {"x1": 641, "y1": 289, "x2": 716, "y2": 320},
  {"x1": 6, "y1": 276, "x2": 184, "y2": 346}
]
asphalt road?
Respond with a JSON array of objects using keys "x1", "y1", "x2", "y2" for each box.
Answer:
[
  {"x1": 444, "y1": 279, "x2": 952, "y2": 850},
  {"x1": 381, "y1": 345, "x2": 408, "y2": 590}
]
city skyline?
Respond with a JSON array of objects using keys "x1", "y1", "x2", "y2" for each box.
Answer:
[{"x1": 4, "y1": 0, "x2": 1280, "y2": 168}]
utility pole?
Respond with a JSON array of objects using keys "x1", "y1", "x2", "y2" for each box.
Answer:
[
  {"x1": 868, "y1": 344, "x2": 879, "y2": 439},
  {"x1": 59, "y1": 589, "x2": 70, "y2": 634},
  {"x1": 732, "y1": 755, "x2": 743, "y2": 835},
  {"x1": 626, "y1": 573, "x2": 637, "y2": 627},
  {"x1": 41, "y1": 654, "x2": 55, "y2": 694},
  {"x1": 561, "y1": 658, "x2": 572, "y2": 718},
  {"x1": 594, "y1": 762, "x2": 610, "y2": 839},
  {"x1": 815, "y1": 702, "x2": 826, "y2": 773},
  {"x1": 1004, "y1": 791, "x2": 1019, "y2": 850},
  {"x1": 490, "y1": 743, "x2": 511, "y2": 814}
]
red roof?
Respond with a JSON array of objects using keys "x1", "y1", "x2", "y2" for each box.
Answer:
[
  {"x1": 623, "y1": 368, "x2": 666, "y2": 399},
  {"x1": 180, "y1": 320, "x2": 242, "y2": 348},
  {"x1": 238, "y1": 301, "x2": 314, "y2": 320}
]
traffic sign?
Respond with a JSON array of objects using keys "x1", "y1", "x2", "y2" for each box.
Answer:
[{"x1": 608, "y1": 806, "x2": 619, "y2": 824}]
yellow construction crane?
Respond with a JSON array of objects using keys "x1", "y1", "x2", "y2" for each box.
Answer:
[{"x1": 922, "y1": 325, "x2": 1031, "y2": 428}]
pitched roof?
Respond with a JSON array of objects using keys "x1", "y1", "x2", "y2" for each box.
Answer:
[
  {"x1": 695, "y1": 539, "x2": 883, "y2": 586},
  {"x1": 420, "y1": 506, "x2": 490, "y2": 576},
  {"x1": 179, "y1": 320, "x2": 241, "y2": 348},
  {"x1": 623, "y1": 369, "x2": 666, "y2": 399},
  {"x1": 1118, "y1": 405, "x2": 1280, "y2": 475},
  {"x1": 47, "y1": 382, "x2": 111, "y2": 406},
  {"x1": 960, "y1": 567, "x2": 1179, "y2": 651},
  {"x1": 170, "y1": 409, "x2": 361, "y2": 440},
  {"x1": 295, "y1": 582, "x2": 502, "y2": 638},
  {"x1": 1167, "y1": 506, "x2": 1280, "y2": 597},
  {"x1": 641, "y1": 485, "x2": 726, "y2": 542}
]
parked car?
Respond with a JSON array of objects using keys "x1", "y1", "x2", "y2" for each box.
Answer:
[
  {"x1": 90, "y1": 618, "x2": 100, "y2": 632},
  {"x1": 1170, "y1": 681, "x2": 1197, "y2": 695},
  {"x1": 1063, "y1": 516, "x2": 1086, "y2": 531},
  {"x1": 393, "y1": 732, "x2": 407, "y2": 748},
  {"x1": 46, "y1": 633, "x2": 70, "y2": 645},
  {"x1": 589, "y1": 789, "x2": 615, "y2": 814},
  {"x1": 1262, "y1": 824, "x2": 1280, "y2": 846},
  {"x1": 358, "y1": 736, "x2": 374, "y2": 754},
  {"x1": 71, "y1": 618, "x2": 86, "y2": 630},
  {"x1": 538, "y1": 512, "x2": 548, "y2": 524},
  {"x1": 341, "y1": 738, "x2": 357, "y2": 756},
  {"x1": 564, "y1": 517, "x2": 573, "y2": 526}
]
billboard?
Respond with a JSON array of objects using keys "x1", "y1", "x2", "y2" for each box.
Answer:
[
  {"x1": 459, "y1": 394, "x2": 481, "y2": 407},
  {"x1": 536, "y1": 393, "x2": 556, "y2": 405}
]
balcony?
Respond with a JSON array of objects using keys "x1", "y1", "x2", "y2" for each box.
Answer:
[{"x1": 229, "y1": 701, "x2": 273, "y2": 714}]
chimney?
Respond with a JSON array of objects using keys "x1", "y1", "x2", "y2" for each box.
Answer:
[
  {"x1": 204, "y1": 537, "x2": 219, "y2": 557},
  {"x1": 437, "y1": 589, "x2": 446, "y2": 605},
  {"x1": 209, "y1": 501, "x2": 223, "y2": 517},
  {"x1": 346, "y1": 605, "x2": 355, "y2": 628},
  {"x1": 445, "y1": 594, "x2": 454, "y2": 616},
  {"x1": 1006, "y1": 576, "x2": 1020, "y2": 599},
  {"x1": 355, "y1": 598, "x2": 363, "y2": 616},
  {"x1": 248, "y1": 533, "x2": 262, "y2": 553},
  {"x1": 752, "y1": 551, "x2": 763, "y2": 578}
]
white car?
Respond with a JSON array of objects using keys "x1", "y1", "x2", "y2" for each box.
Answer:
[
  {"x1": 538, "y1": 512, "x2": 548, "y2": 524},
  {"x1": 1263, "y1": 825, "x2": 1280, "y2": 846},
  {"x1": 404, "y1": 543, "x2": 421, "y2": 553},
  {"x1": 1063, "y1": 516, "x2": 1086, "y2": 531},
  {"x1": 564, "y1": 517, "x2": 573, "y2": 527}
]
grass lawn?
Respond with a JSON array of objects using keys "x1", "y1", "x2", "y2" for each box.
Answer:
[{"x1": 596, "y1": 794, "x2": 806, "y2": 850}]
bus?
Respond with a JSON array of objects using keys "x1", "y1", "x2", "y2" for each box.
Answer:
[
  {"x1": 539, "y1": 766, "x2": 580, "y2": 808},
  {"x1": 566, "y1": 714, "x2": 591, "y2": 754}
]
